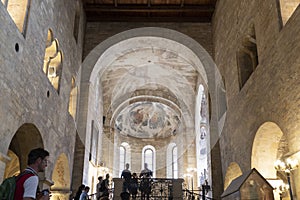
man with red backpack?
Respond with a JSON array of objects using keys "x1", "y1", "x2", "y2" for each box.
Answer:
[{"x1": 14, "y1": 148, "x2": 50, "y2": 200}]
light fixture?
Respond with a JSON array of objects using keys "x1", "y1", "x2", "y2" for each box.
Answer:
[
  {"x1": 274, "y1": 183, "x2": 289, "y2": 200},
  {"x1": 274, "y1": 158, "x2": 298, "y2": 200}
]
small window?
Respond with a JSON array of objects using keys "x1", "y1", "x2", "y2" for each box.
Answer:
[
  {"x1": 73, "y1": 0, "x2": 80, "y2": 42},
  {"x1": 68, "y1": 77, "x2": 78, "y2": 119},
  {"x1": 43, "y1": 29, "x2": 63, "y2": 93},
  {"x1": 142, "y1": 145, "x2": 156, "y2": 177},
  {"x1": 237, "y1": 25, "x2": 258, "y2": 90},
  {"x1": 120, "y1": 146, "x2": 126, "y2": 172}
]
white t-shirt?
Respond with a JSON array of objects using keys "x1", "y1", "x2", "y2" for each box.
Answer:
[{"x1": 23, "y1": 169, "x2": 39, "y2": 199}]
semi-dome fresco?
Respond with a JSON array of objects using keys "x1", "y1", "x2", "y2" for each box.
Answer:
[{"x1": 115, "y1": 101, "x2": 181, "y2": 139}]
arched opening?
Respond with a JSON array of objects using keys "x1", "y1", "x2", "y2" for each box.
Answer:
[
  {"x1": 251, "y1": 122, "x2": 284, "y2": 179},
  {"x1": 51, "y1": 153, "x2": 71, "y2": 200},
  {"x1": 7, "y1": 123, "x2": 43, "y2": 172},
  {"x1": 43, "y1": 30, "x2": 63, "y2": 93},
  {"x1": 224, "y1": 162, "x2": 242, "y2": 190},
  {"x1": 166, "y1": 143, "x2": 178, "y2": 178},
  {"x1": 4, "y1": 123, "x2": 44, "y2": 186},
  {"x1": 80, "y1": 27, "x2": 226, "y2": 195},
  {"x1": 142, "y1": 145, "x2": 155, "y2": 177},
  {"x1": 119, "y1": 142, "x2": 131, "y2": 176}
]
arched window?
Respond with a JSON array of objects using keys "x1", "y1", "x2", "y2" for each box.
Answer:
[
  {"x1": 195, "y1": 85, "x2": 209, "y2": 187},
  {"x1": 172, "y1": 146, "x2": 178, "y2": 178},
  {"x1": 119, "y1": 142, "x2": 131, "y2": 176},
  {"x1": 144, "y1": 149, "x2": 153, "y2": 170},
  {"x1": 43, "y1": 29, "x2": 63, "y2": 93},
  {"x1": 119, "y1": 145, "x2": 126, "y2": 173},
  {"x1": 142, "y1": 145, "x2": 155, "y2": 177},
  {"x1": 166, "y1": 143, "x2": 178, "y2": 178}
]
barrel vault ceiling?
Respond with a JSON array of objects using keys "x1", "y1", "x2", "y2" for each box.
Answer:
[{"x1": 83, "y1": 1, "x2": 215, "y2": 139}]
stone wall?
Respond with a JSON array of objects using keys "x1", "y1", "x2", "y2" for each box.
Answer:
[
  {"x1": 213, "y1": 0, "x2": 300, "y2": 198},
  {"x1": 83, "y1": 22, "x2": 213, "y2": 59},
  {"x1": 0, "y1": 0, "x2": 85, "y2": 195}
]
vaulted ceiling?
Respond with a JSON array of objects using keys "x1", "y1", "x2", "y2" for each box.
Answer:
[
  {"x1": 82, "y1": 0, "x2": 217, "y2": 22},
  {"x1": 83, "y1": 1, "x2": 214, "y2": 139}
]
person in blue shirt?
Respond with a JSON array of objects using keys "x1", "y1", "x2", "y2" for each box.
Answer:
[{"x1": 79, "y1": 186, "x2": 90, "y2": 200}]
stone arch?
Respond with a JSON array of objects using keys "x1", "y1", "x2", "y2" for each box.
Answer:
[
  {"x1": 251, "y1": 122, "x2": 284, "y2": 179},
  {"x1": 80, "y1": 27, "x2": 226, "y2": 146},
  {"x1": 51, "y1": 153, "x2": 71, "y2": 200},
  {"x1": 7, "y1": 123, "x2": 44, "y2": 172},
  {"x1": 79, "y1": 27, "x2": 226, "y2": 187},
  {"x1": 224, "y1": 162, "x2": 242, "y2": 190}
]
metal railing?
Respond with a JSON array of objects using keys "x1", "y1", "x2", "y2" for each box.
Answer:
[{"x1": 88, "y1": 178, "x2": 215, "y2": 200}]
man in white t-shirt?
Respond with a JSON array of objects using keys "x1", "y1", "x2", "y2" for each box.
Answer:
[{"x1": 14, "y1": 148, "x2": 50, "y2": 200}]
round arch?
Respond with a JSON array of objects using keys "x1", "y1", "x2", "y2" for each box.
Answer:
[
  {"x1": 51, "y1": 153, "x2": 71, "y2": 200},
  {"x1": 7, "y1": 123, "x2": 44, "y2": 172},
  {"x1": 79, "y1": 27, "x2": 227, "y2": 188},
  {"x1": 80, "y1": 27, "x2": 226, "y2": 146},
  {"x1": 224, "y1": 162, "x2": 242, "y2": 190},
  {"x1": 251, "y1": 121, "x2": 284, "y2": 179}
]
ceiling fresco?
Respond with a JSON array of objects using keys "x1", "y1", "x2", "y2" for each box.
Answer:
[{"x1": 115, "y1": 101, "x2": 181, "y2": 139}]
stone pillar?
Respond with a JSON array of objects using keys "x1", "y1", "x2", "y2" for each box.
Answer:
[
  {"x1": 172, "y1": 178, "x2": 184, "y2": 200},
  {"x1": 113, "y1": 178, "x2": 124, "y2": 200}
]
